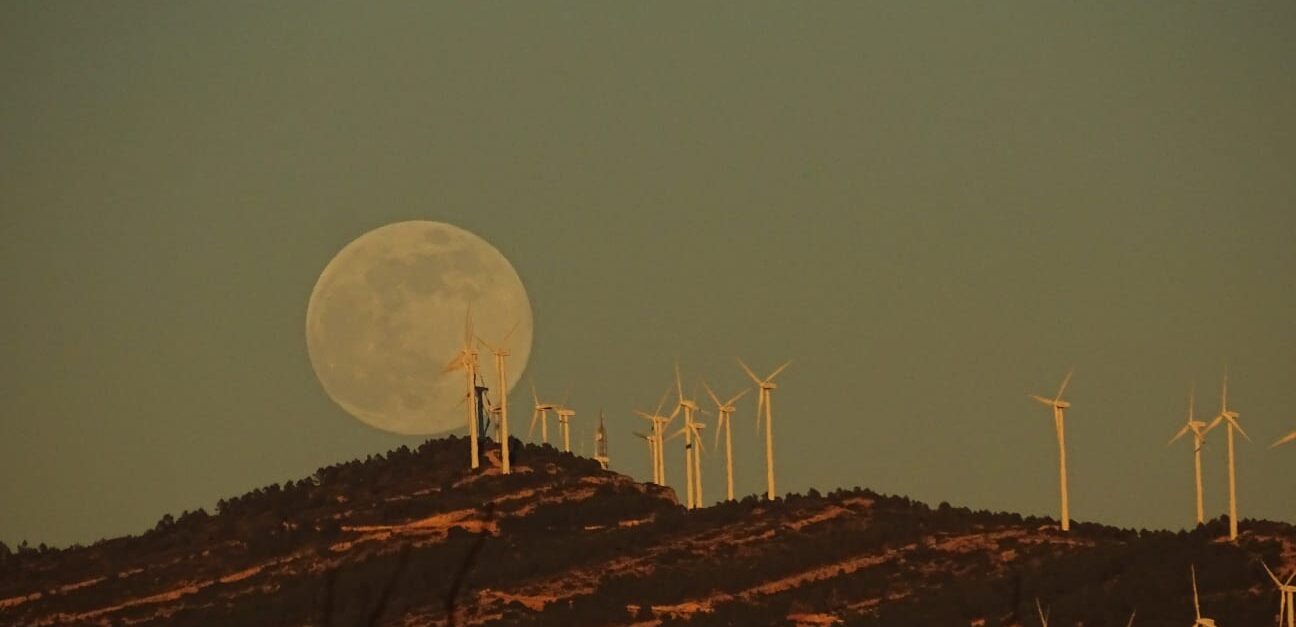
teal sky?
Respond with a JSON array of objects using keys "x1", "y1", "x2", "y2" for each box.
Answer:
[{"x1": 2, "y1": 3, "x2": 1293, "y2": 547}]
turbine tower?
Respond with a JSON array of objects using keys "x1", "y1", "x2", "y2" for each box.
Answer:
[
  {"x1": 1168, "y1": 386, "x2": 1211, "y2": 525},
  {"x1": 704, "y1": 382, "x2": 749, "y2": 502},
  {"x1": 1190, "y1": 565, "x2": 1218, "y2": 626},
  {"x1": 739, "y1": 358, "x2": 792, "y2": 501},
  {"x1": 1206, "y1": 372, "x2": 1249, "y2": 541},
  {"x1": 477, "y1": 322, "x2": 519, "y2": 475},
  {"x1": 442, "y1": 307, "x2": 481, "y2": 470},
  {"x1": 529, "y1": 380, "x2": 557, "y2": 444},
  {"x1": 1263, "y1": 561, "x2": 1296, "y2": 627},
  {"x1": 594, "y1": 411, "x2": 610, "y2": 470},
  {"x1": 1030, "y1": 369, "x2": 1075, "y2": 532}
]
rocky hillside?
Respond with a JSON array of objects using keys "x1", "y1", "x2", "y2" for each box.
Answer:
[{"x1": 1, "y1": 437, "x2": 1292, "y2": 626}]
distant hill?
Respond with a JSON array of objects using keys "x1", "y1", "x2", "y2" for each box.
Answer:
[{"x1": 1, "y1": 437, "x2": 1292, "y2": 626}]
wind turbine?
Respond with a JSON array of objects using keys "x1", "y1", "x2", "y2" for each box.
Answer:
[
  {"x1": 1190, "y1": 565, "x2": 1218, "y2": 626},
  {"x1": 594, "y1": 411, "x2": 610, "y2": 470},
  {"x1": 634, "y1": 431, "x2": 657, "y2": 481},
  {"x1": 477, "y1": 323, "x2": 519, "y2": 475},
  {"x1": 704, "y1": 382, "x2": 749, "y2": 502},
  {"x1": 442, "y1": 307, "x2": 481, "y2": 470},
  {"x1": 1263, "y1": 561, "x2": 1296, "y2": 627},
  {"x1": 668, "y1": 411, "x2": 706, "y2": 509},
  {"x1": 557, "y1": 405, "x2": 576, "y2": 453},
  {"x1": 634, "y1": 386, "x2": 675, "y2": 485},
  {"x1": 1206, "y1": 372, "x2": 1250, "y2": 541},
  {"x1": 739, "y1": 358, "x2": 792, "y2": 501},
  {"x1": 529, "y1": 381, "x2": 557, "y2": 445},
  {"x1": 1030, "y1": 369, "x2": 1075, "y2": 532},
  {"x1": 1168, "y1": 386, "x2": 1211, "y2": 525},
  {"x1": 672, "y1": 363, "x2": 703, "y2": 508}
]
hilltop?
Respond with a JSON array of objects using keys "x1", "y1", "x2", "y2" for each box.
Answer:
[{"x1": 1, "y1": 437, "x2": 1292, "y2": 626}]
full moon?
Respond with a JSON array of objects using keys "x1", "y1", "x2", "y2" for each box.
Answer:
[{"x1": 305, "y1": 221, "x2": 534, "y2": 435}]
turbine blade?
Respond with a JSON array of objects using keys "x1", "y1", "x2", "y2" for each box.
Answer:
[
  {"x1": 1229, "y1": 418, "x2": 1251, "y2": 442},
  {"x1": 1264, "y1": 561, "x2": 1283, "y2": 586},
  {"x1": 1272, "y1": 430, "x2": 1296, "y2": 449},
  {"x1": 1125, "y1": 609, "x2": 1135, "y2": 627},
  {"x1": 653, "y1": 385, "x2": 672, "y2": 417},
  {"x1": 464, "y1": 303, "x2": 474, "y2": 346},
  {"x1": 703, "y1": 382, "x2": 722, "y2": 408},
  {"x1": 1192, "y1": 565, "x2": 1201, "y2": 618},
  {"x1": 442, "y1": 353, "x2": 465, "y2": 373},
  {"x1": 714, "y1": 414, "x2": 723, "y2": 448},
  {"x1": 1035, "y1": 598, "x2": 1048, "y2": 627},
  {"x1": 500, "y1": 320, "x2": 521, "y2": 345},
  {"x1": 1168, "y1": 423, "x2": 1192, "y2": 446},
  {"x1": 766, "y1": 360, "x2": 793, "y2": 382},
  {"x1": 675, "y1": 361, "x2": 684, "y2": 401},
  {"x1": 529, "y1": 410, "x2": 539, "y2": 438},
  {"x1": 737, "y1": 358, "x2": 761, "y2": 385},
  {"x1": 531, "y1": 379, "x2": 539, "y2": 406},
  {"x1": 1205, "y1": 414, "x2": 1225, "y2": 432},
  {"x1": 1055, "y1": 368, "x2": 1074, "y2": 401},
  {"x1": 726, "y1": 388, "x2": 751, "y2": 406},
  {"x1": 1030, "y1": 394, "x2": 1055, "y2": 407},
  {"x1": 1188, "y1": 383, "x2": 1196, "y2": 422}
]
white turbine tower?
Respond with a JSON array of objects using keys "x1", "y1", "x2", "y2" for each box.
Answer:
[
  {"x1": 1206, "y1": 372, "x2": 1249, "y2": 541},
  {"x1": 477, "y1": 322, "x2": 519, "y2": 475},
  {"x1": 739, "y1": 358, "x2": 792, "y2": 501},
  {"x1": 704, "y1": 383, "x2": 749, "y2": 502},
  {"x1": 1168, "y1": 386, "x2": 1211, "y2": 525},
  {"x1": 442, "y1": 307, "x2": 481, "y2": 470},
  {"x1": 1030, "y1": 369, "x2": 1075, "y2": 532}
]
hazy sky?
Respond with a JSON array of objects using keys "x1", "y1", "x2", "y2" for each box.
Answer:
[{"x1": 3, "y1": 3, "x2": 1294, "y2": 547}]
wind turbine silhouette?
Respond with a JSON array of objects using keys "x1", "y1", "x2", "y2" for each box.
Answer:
[
  {"x1": 442, "y1": 307, "x2": 481, "y2": 470},
  {"x1": 635, "y1": 386, "x2": 675, "y2": 486},
  {"x1": 739, "y1": 358, "x2": 792, "y2": 500},
  {"x1": 704, "y1": 382, "x2": 750, "y2": 502},
  {"x1": 1206, "y1": 372, "x2": 1249, "y2": 541},
  {"x1": 528, "y1": 380, "x2": 556, "y2": 444},
  {"x1": 1168, "y1": 385, "x2": 1211, "y2": 525},
  {"x1": 1030, "y1": 369, "x2": 1075, "y2": 532},
  {"x1": 477, "y1": 322, "x2": 519, "y2": 475}
]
